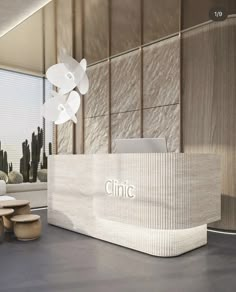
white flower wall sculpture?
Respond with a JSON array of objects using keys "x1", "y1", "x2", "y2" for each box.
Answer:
[{"x1": 42, "y1": 55, "x2": 89, "y2": 125}]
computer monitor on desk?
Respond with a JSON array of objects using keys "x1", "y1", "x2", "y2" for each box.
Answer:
[{"x1": 114, "y1": 138, "x2": 167, "y2": 153}]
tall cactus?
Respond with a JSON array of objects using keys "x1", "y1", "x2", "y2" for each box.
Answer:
[
  {"x1": 0, "y1": 141, "x2": 9, "y2": 174},
  {"x1": 20, "y1": 127, "x2": 45, "y2": 183},
  {"x1": 49, "y1": 142, "x2": 52, "y2": 155},
  {"x1": 41, "y1": 142, "x2": 52, "y2": 169},
  {"x1": 3, "y1": 152, "x2": 8, "y2": 174},
  {"x1": 9, "y1": 163, "x2": 13, "y2": 172},
  {"x1": 0, "y1": 146, "x2": 3, "y2": 171},
  {"x1": 20, "y1": 140, "x2": 30, "y2": 182},
  {"x1": 29, "y1": 127, "x2": 43, "y2": 182}
]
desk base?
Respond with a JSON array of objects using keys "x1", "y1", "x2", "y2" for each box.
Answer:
[
  {"x1": 49, "y1": 210, "x2": 207, "y2": 257},
  {"x1": 94, "y1": 222, "x2": 207, "y2": 257}
]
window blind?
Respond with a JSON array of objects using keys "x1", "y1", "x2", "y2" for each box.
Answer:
[{"x1": 0, "y1": 69, "x2": 53, "y2": 172}]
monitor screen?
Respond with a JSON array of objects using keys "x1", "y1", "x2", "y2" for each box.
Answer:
[{"x1": 114, "y1": 138, "x2": 167, "y2": 153}]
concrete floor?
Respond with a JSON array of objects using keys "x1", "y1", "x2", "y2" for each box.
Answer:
[{"x1": 0, "y1": 210, "x2": 236, "y2": 292}]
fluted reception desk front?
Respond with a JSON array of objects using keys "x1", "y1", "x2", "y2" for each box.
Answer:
[{"x1": 48, "y1": 154, "x2": 221, "y2": 257}]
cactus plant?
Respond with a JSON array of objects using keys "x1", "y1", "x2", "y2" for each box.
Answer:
[
  {"x1": 41, "y1": 142, "x2": 52, "y2": 169},
  {"x1": 9, "y1": 163, "x2": 13, "y2": 172},
  {"x1": 0, "y1": 149, "x2": 3, "y2": 171},
  {"x1": 29, "y1": 127, "x2": 43, "y2": 182},
  {"x1": 20, "y1": 127, "x2": 44, "y2": 183},
  {"x1": 41, "y1": 152, "x2": 47, "y2": 169},
  {"x1": 1, "y1": 127, "x2": 49, "y2": 183},
  {"x1": 0, "y1": 142, "x2": 9, "y2": 174},
  {"x1": 48, "y1": 142, "x2": 52, "y2": 160},
  {"x1": 20, "y1": 140, "x2": 30, "y2": 182}
]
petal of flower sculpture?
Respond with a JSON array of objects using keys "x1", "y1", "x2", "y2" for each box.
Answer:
[{"x1": 44, "y1": 55, "x2": 88, "y2": 124}]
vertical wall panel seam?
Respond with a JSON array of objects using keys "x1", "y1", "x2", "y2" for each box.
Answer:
[
  {"x1": 72, "y1": 0, "x2": 76, "y2": 154},
  {"x1": 42, "y1": 7, "x2": 46, "y2": 153},
  {"x1": 140, "y1": 0, "x2": 144, "y2": 138},
  {"x1": 81, "y1": 0, "x2": 85, "y2": 153},
  {"x1": 55, "y1": 0, "x2": 58, "y2": 154},
  {"x1": 108, "y1": 0, "x2": 112, "y2": 153},
  {"x1": 51, "y1": 1, "x2": 57, "y2": 155},
  {"x1": 179, "y1": 0, "x2": 183, "y2": 153}
]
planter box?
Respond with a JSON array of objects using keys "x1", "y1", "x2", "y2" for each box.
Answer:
[{"x1": 6, "y1": 182, "x2": 47, "y2": 208}]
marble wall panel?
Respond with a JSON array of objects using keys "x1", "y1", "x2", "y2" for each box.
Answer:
[
  {"x1": 84, "y1": 61, "x2": 109, "y2": 118},
  {"x1": 57, "y1": 122, "x2": 74, "y2": 154},
  {"x1": 111, "y1": 110, "x2": 141, "y2": 152},
  {"x1": 84, "y1": 115, "x2": 109, "y2": 154},
  {"x1": 111, "y1": 50, "x2": 141, "y2": 113},
  {"x1": 143, "y1": 104, "x2": 180, "y2": 152},
  {"x1": 143, "y1": 36, "x2": 180, "y2": 109}
]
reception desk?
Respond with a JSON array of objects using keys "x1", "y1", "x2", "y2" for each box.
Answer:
[{"x1": 48, "y1": 153, "x2": 221, "y2": 257}]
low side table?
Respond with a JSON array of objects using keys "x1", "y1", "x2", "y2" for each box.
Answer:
[
  {"x1": 0, "y1": 200, "x2": 30, "y2": 232},
  {"x1": 11, "y1": 214, "x2": 41, "y2": 241},
  {"x1": 0, "y1": 208, "x2": 14, "y2": 239}
]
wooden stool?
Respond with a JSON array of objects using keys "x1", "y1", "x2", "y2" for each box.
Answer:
[
  {"x1": 11, "y1": 214, "x2": 41, "y2": 241},
  {"x1": 0, "y1": 200, "x2": 30, "y2": 232},
  {"x1": 0, "y1": 208, "x2": 14, "y2": 239}
]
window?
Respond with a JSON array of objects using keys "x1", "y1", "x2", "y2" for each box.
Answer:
[{"x1": 0, "y1": 69, "x2": 53, "y2": 172}]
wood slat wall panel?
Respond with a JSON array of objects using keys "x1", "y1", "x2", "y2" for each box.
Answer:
[
  {"x1": 111, "y1": 0, "x2": 141, "y2": 55},
  {"x1": 182, "y1": 17, "x2": 236, "y2": 230},
  {"x1": 56, "y1": 0, "x2": 74, "y2": 154},
  {"x1": 143, "y1": 0, "x2": 180, "y2": 43},
  {"x1": 83, "y1": 0, "x2": 109, "y2": 64},
  {"x1": 182, "y1": 0, "x2": 236, "y2": 29}
]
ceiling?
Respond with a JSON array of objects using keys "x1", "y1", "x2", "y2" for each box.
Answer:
[{"x1": 0, "y1": 0, "x2": 52, "y2": 38}]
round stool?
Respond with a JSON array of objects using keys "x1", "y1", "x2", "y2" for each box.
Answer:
[
  {"x1": 0, "y1": 200, "x2": 30, "y2": 232},
  {"x1": 0, "y1": 208, "x2": 14, "y2": 239},
  {"x1": 11, "y1": 214, "x2": 41, "y2": 241}
]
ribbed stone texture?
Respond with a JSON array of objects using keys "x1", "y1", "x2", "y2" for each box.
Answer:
[
  {"x1": 57, "y1": 122, "x2": 74, "y2": 154},
  {"x1": 111, "y1": 111, "x2": 141, "y2": 152},
  {"x1": 111, "y1": 50, "x2": 141, "y2": 113},
  {"x1": 48, "y1": 153, "x2": 221, "y2": 257},
  {"x1": 84, "y1": 61, "x2": 109, "y2": 118},
  {"x1": 84, "y1": 116, "x2": 109, "y2": 154},
  {"x1": 143, "y1": 104, "x2": 180, "y2": 152},
  {"x1": 143, "y1": 36, "x2": 180, "y2": 108}
]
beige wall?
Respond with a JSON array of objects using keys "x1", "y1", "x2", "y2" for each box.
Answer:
[
  {"x1": 55, "y1": 0, "x2": 181, "y2": 154},
  {"x1": 53, "y1": 0, "x2": 236, "y2": 231},
  {"x1": 0, "y1": 1, "x2": 56, "y2": 76},
  {"x1": 75, "y1": 0, "x2": 181, "y2": 155}
]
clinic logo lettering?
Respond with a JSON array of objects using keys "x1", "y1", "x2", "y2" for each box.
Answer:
[{"x1": 105, "y1": 179, "x2": 136, "y2": 199}]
